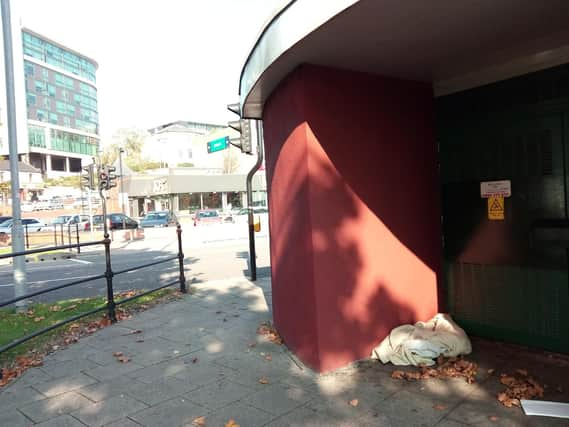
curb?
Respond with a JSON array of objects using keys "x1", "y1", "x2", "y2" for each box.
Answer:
[{"x1": 0, "y1": 251, "x2": 78, "y2": 265}]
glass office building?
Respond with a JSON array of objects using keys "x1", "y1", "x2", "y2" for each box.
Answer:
[{"x1": 21, "y1": 29, "x2": 99, "y2": 176}]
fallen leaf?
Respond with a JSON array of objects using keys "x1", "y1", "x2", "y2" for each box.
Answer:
[
  {"x1": 391, "y1": 370, "x2": 406, "y2": 380},
  {"x1": 49, "y1": 305, "x2": 61, "y2": 312},
  {"x1": 348, "y1": 399, "x2": 359, "y2": 407},
  {"x1": 33, "y1": 316, "x2": 45, "y2": 322},
  {"x1": 516, "y1": 369, "x2": 528, "y2": 376},
  {"x1": 249, "y1": 342, "x2": 257, "y2": 348},
  {"x1": 487, "y1": 369, "x2": 495, "y2": 375},
  {"x1": 258, "y1": 377, "x2": 269, "y2": 384},
  {"x1": 117, "y1": 355, "x2": 131, "y2": 363},
  {"x1": 112, "y1": 352, "x2": 123, "y2": 357},
  {"x1": 265, "y1": 354, "x2": 272, "y2": 362},
  {"x1": 62, "y1": 304, "x2": 78, "y2": 311},
  {"x1": 433, "y1": 404, "x2": 447, "y2": 411},
  {"x1": 256, "y1": 322, "x2": 283, "y2": 345},
  {"x1": 192, "y1": 416, "x2": 206, "y2": 426},
  {"x1": 488, "y1": 415, "x2": 499, "y2": 422},
  {"x1": 225, "y1": 419, "x2": 240, "y2": 427}
]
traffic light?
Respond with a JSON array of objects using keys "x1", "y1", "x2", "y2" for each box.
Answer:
[
  {"x1": 98, "y1": 165, "x2": 118, "y2": 190},
  {"x1": 98, "y1": 167, "x2": 108, "y2": 190},
  {"x1": 227, "y1": 102, "x2": 252, "y2": 154},
  {"x1": 107, "y1": 165, "x2": 118, "y2": 189},
  {"x1": 81, "y1": 164, "x2": 95, "y2": 190}
]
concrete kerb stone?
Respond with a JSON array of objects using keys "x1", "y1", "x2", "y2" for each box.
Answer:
[{"x1": 0, "y1": 250, "x2": 77, "y2": 265}]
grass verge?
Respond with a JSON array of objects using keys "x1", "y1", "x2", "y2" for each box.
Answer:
[{"x1": 0, "y1": 287, "x2": 183, "y2": 383}]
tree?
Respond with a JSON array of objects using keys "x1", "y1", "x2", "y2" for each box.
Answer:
[
  {"x1": 223, "y1": 148, "x2": 240, "y2": 174},
  {"x1": 177, "y1": 162, "x2": 194, "y2": 168},
  {"x1": 44, "y1": 176, "x2": 81, "y2": 188}
]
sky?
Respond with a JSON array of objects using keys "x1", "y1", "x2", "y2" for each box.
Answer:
[{"x1": 17, "y1": 0, "x2": 283, "y2": 142}]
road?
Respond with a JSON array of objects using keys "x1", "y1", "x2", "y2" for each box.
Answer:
[{"x1": 0, "y1": 224, "x2": 270, "y2": 305}]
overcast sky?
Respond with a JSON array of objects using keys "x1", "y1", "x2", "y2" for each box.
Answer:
[{"x1": 18, "y1": 0, "x2": 282, "y2": 141}]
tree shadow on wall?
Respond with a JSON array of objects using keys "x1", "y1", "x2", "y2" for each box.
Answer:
[{"x1": 267, "y1": 144, "x2": 420, "y2": 371}]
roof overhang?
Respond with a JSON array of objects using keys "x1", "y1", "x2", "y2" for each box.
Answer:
[{"x1": 239, "y1": 0, "x2": 569, "y2": 119}]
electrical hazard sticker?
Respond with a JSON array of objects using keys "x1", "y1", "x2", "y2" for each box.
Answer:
[{"x1": 488, "y1": 195, "x2": 505, "y2": 220}]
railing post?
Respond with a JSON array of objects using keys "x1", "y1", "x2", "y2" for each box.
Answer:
[
  {"x1": 53, "y1": 224, "x2": 57, "y2": 246},
  {"x1": 25, "y1": 224, "x2": 29, "y2": 249},
  {"x1": 76, "y1": 223, "x2": 80, "y2": 254},
  {"x1": 60, "y1": 224, "x2": 64, "y2": 248},
  {"x1": 103, "y1": 233, "x2": 117, "y2": 322},
  {"x1": 177, "y1": 224, "x2": 187, "y2": 293},
  {"x1": 67, "y1": 225, "x2": 72, "y2": 252}
]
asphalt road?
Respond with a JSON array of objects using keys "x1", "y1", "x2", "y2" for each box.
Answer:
[{"x1": 0, "y1": 225, "x2": 270, "y2": 305}]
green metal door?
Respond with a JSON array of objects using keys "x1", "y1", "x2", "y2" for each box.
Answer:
[{"x1": 438, "y1": 66, "x2": 569, "y2": 353}]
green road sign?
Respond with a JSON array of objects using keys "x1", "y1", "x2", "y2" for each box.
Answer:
[{"x1": 207, "y1": 136, "x2": 229, "y2": 153}]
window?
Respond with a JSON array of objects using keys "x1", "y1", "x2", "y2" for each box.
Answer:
[
  {"x1": 56, "y1": 101, "x2": 66, "y2": 114},
  {"x1": 26, "y1": 93, "x2": 36, "y2": 106},
  {"x1": 49, "y1": 113, "x2": 58, "y2": 125},
  {"x1": 47, "y1": 84, "x2": 56, "y2": 97},
  {"x1": 43, "y1": 98, "x2": 51, "y2": 109},
  {"x1": 24, "y1": 62, "x2": 34, "y2": 76},
  {"x1": 35, "y1": 80, "x2": 45, "y2": 93},
  {"x1": 36, "y1": 109, "x2": 47, "y2": 122}
]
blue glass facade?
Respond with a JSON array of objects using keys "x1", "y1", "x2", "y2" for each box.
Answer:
[{"x1": 22, "y1": 30, "x2": 99, "y2": 158}]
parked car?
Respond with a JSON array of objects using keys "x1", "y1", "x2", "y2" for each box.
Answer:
[
  {"x1": 107, "y1": 213, "x2": 139, "y2": 230},
  {"x1": 0, "y1": 218, "x2": 45, "y2": 234},
  {"x1": 51, "y1": 214, "x2": 91, "y2": 231},
  {"x1": 140, "y1": 211, "x2": 176, "y2": 228},
  {"x1": 0, "y1": 216, "x2": 12, "y2": 226},
  {"x1": 230, "y1": 207, "x2": 269, "y2": 224},
  {"x1": 193, "y1": 209, "x2": 222, "y2": 226}
]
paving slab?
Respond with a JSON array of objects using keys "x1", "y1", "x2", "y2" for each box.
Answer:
[
  {"x1": 32, "y1": 372, "x2": 99, "y2": 398},
  {"x1": 0, "y1": 408, "x2": 32, "y2": 427},
  {"x1": 71, "y1": 394, "x2": 149, "y2": 426},
  {"x1": 127, "y1": 396, "x2": 207, "y2": 427},
  {"x1": 18, "y1": 391, "x2": 93, "y2": 423},
  {"x1": 34, "y1": 414, "x2": 86, "y2": 427}
]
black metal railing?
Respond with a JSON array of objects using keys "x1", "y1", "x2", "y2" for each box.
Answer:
[{"x1": 0, "y1": 224, "x2": 187, "y2": 356}]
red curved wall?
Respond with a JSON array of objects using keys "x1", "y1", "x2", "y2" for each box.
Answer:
[{"x1": 263, "y1": 64, "x2": 441, "y2": 372}]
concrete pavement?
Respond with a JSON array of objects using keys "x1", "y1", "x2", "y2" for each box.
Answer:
[{"x1": 1, "y1": 276, "x2": 568, "y2": 426}]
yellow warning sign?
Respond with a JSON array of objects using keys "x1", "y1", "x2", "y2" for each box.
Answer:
[{"x1": 488, "y1": 195, "x2": 504, "y2": 220}]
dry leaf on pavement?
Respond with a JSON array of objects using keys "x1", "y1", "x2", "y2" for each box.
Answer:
[
  {"x1": 33, "y1": 316, "x2": 45, "y2": 322},
  {"x1": 265, "y1": 354, "x2": 272, "y2": 361},
  {"x1": 497, "y1": 372, "x2": 543, "y2": 408},
  {"x1": 225, "y1": 419, "x2": 240, "y2": 427},
  {"x1": 112, "y1": 352, "x2": 123, "y2": 357},
  {"x1": 348, "y1": 399, "x2": 359, "y2": 407},
  {"x1": 433, "y1": 404, "x2": 447, "y2": 411},
  {"x1": 192, "y1": 416, "x2": 206, "y2": 426},
  {"x1": 256, "y1": 322, "x2": 283, "y2": 345},
  {"x1": 258, "y1": 377, "x2": 269, "y2": 384},
  {"x1": 117, "y1": 355, "x2": 131, "y2": 363},
  {"x1": 488, "y1": 415, "x2": 499, "y2": 422}
]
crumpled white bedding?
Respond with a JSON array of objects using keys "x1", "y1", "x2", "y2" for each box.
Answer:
[{"x1": 371, "y1": 313, "x2": 472, "y2": 366}]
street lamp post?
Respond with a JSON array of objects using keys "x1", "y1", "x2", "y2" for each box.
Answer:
[{"x1": 119, "y1": 148, "x2": 126, "y2": 229}]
